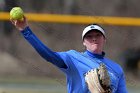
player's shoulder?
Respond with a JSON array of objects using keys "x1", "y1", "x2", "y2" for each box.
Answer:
[{"x1": 66, "y1": 50, "x2": 81, "y2": 54}]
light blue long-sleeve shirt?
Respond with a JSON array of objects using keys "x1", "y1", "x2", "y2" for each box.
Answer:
[{"x1": 21, "y1": 26, "x2": 128, "y2": 93}]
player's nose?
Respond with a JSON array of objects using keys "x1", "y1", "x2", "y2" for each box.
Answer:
[{"x1": 92, "y1": 36, "x2": 97, "y2": 41}]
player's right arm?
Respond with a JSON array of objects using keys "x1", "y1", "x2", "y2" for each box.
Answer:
[{"x1": 11, "y1": 17, "x2": 67, "y2": 69}]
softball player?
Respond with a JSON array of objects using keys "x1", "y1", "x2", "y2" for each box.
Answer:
[{"x1": 11, "y1": 17, "x2": 128, "y2": 93}]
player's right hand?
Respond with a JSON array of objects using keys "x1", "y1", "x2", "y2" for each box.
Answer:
[{"x1": 10, "y1": 16, "x2": 28, "y2": 31}]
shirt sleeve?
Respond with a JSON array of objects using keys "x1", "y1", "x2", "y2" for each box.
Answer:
[
  {"x1": 21, "y1": 26, "x2": 67, "y2": 68},
  {"x1": 116, "y1": 71, "x2": 128, "y2": 93}
]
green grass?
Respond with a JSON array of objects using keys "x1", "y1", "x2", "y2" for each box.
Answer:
[
  {"x1": 0, "y1": 77, "x2": 66, "y2": 93},
  {"x1": 0, "y1": 89, "x2": 66, "y2": 93},
  {"x1": 128, "y1": 86, "x2": 140, "y2": 93}
]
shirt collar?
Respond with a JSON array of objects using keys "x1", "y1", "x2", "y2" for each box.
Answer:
[{"x1": 84, "y1": 50, "x2": 105, "y2": 59}]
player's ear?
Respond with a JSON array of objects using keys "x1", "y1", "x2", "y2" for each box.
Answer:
[{"x1": 83, "y1": 41, "x2": 86, "y2": 46}]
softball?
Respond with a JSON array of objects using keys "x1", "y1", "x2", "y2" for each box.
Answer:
[{"x1": 10, "y1": 7, "x2": 24, "y2": 20}]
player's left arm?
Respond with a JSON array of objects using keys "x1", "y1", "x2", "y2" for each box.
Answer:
[{"x1": 116, "y1": 72, "x2": 128, "y2": 93}]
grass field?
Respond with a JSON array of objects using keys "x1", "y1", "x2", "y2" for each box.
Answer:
[
  {"x1": 0, "y1": 77, "x2": 139, "y2": 93},
  {"x1": 0, "y1": 77, "x2": 66, "y2": 93}
]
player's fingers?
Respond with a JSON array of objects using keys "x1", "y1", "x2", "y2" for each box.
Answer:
[
  {"x1": 14, "y1": 20, "x2": 18, "y2": 26},
  {"x1": 10, "y1": 19, "x2": 15, "y2": 25},
  {"x1": 10, "y1": 19, "x2": 20, "y2": 26}
]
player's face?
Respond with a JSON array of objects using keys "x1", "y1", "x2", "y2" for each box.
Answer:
[{"x1": 83, "y1": 30, "x2": 106, "y2": 54}]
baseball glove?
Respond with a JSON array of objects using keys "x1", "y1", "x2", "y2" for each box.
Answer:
[{"x1": 85, "y1": 63, "x2": 112, "y2": 93}]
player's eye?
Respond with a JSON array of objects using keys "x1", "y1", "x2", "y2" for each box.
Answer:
[
  {"x1": 85, "y1": 35, "x2": 93, "y2": 38},
  {"x1": 96, "y1": 33, "x2": 102, "y2": 37}
]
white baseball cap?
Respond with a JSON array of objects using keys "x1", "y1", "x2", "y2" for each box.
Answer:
[{"x1": 82, "y1": 24, "x2": 106, "y2": 40}]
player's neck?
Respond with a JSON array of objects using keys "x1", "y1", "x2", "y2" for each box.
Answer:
[{"x1": 88, "y1": 49, "x2": 103, "y2": 55}]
